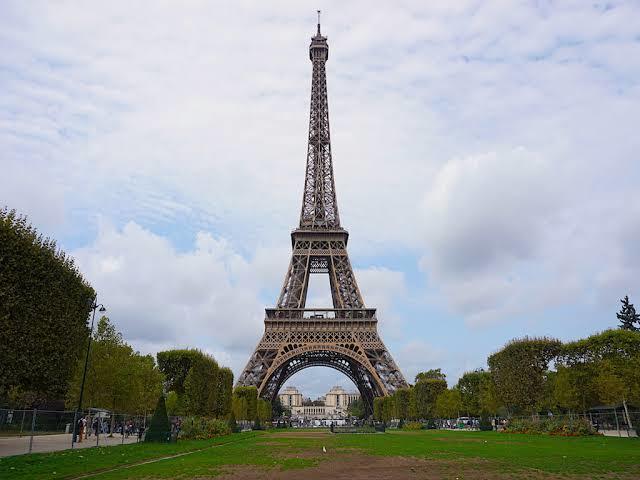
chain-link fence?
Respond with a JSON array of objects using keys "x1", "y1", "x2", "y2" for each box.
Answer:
[{"x1": 0, "y1": 408, "x2": 151, "y2": 457}]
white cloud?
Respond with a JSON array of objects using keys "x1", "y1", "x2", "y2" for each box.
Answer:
[
  {"x1": 3, "y1": 1, "x2": 640, "y2": 393},
  {"x1": 72, "y1": 221, "x2": 269, "y2": 374}
]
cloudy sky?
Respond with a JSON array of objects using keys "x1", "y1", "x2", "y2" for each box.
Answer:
[{"x1": 2, "y1": 1, "x2": 639, "y2": 398}]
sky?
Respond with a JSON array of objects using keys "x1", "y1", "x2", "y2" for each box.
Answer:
[{"x1": 2, "y1": 1, "x2": 640, "y2": 399}]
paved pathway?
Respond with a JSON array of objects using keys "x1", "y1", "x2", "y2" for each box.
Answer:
[{"x1": 0, "y1": 433, "x2": 139, "y2": 457}]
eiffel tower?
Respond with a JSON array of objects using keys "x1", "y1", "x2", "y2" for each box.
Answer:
[{"x1": 237, "y1": 15, "x2": 408, "y2": 413}]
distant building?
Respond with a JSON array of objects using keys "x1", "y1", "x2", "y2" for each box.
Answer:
[
  {"x1": 325, "y1": 385, "x2": 359, "y2": 411},
  {"x1": 279, "y1": 385, "x2": 359, "y2": 422},
  {"x1": 279, "y1": 386, "x2": 303, "y2": 408}
]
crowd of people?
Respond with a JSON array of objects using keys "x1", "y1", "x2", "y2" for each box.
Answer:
[{"x1": 75, "y1": 415, "x2": 145, "y2": 442}]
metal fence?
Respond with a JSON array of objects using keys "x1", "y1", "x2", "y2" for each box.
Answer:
[
  {"x1": 432, "y1": 411, "x2": 639, "y2": 438},
  {"x1": 0, "y1": 408, "x2": 151, "y2": 457}
]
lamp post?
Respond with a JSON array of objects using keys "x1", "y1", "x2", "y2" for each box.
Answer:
[{"x1": 71, "y1": 296, "x2": 106, "y2": 448}]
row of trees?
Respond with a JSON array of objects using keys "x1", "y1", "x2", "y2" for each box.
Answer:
[
  {"x1": 1, "y1": 208, "x2": 95, "y2": 408},
  {"x1": 374, "y1": 328, "x2": 640, "y2": 422},
  {"x1": 65, "y1": 317, "x2": 164, "y2": 416},
  {"x1": 231, "y1": 386, "x2": 271, "y2": 423},
  {"x1": 158, "y1": 349, "x2": 233, "y2": 418}
]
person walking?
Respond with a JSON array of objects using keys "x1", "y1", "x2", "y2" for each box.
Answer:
[{"x1": 77, "y1": 416, "x2": 85, "y2": 442}]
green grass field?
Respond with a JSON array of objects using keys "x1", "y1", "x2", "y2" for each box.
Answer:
[{"x1": 1, "y1": 429, "x2": 639, "y2": 479}]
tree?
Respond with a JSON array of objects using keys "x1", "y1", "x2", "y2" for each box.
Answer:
[
  {"x1": 415, "y1": 369, "x2": 446, "y2": 383},
  {"x1": 488, "y1": 337, "x2": 562, "y2": 415},
  {"x1": 414, "y1": 377, "x2": 447, "y2": 419},
  {"x1": 157, "y1": 349, "x2": 204, "y2": 394},
  {"x1": 617, "y1": 296, "x2": 640, "y2": 331},
  {"x1": 0, "y1": 208, "x2": 95, "y2": 407},
  {"x1": 272, "y1": 397, "x2": 286, "y2": 418},
  {"x1": 184, "y1": 354, "x2": 219, "y2": 416},
  {"x1": 214, "y1": 368, "x2": 233, "y2": 418},
  {"x1": 382, "y1": 396, "x2": 395, "y2": 423},
  {"x1": 434, "y1": 389, "x2": 462, "y2": 419},
  {"x1": 456, "y1": 370, "x2": 486, "y2": 417},
  {"x1": 373, "y1": 397, "x2": 384, "y2": 422},
  {"x1": 393, "y1": 388, "x2": 411, "y2": 421},
  {"x1": 145, "y1": 395, "x2": 170, "y2": 442},
  {"x1": 157, "y1": 349, "x2": 233, "y2": 419},
  {"x1": 233, "y1": 386, "x2": 258, "y2": 421},
  {"x1": 257, "y1": 398, "x2": 272, "y2": 422},
  {"x1": 559, "y1": 329, "x2": 640, "y2": 407},
  {"x1": 347, "y1": 398, "x2": 366, "y2": 419},
  {"x1": 65, "y1": 317, "x2": 163, "y2": 417}
]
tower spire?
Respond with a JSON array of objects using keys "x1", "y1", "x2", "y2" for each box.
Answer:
[{"x1": 301, "y1": 15, "x2": 338, "y2": 229}]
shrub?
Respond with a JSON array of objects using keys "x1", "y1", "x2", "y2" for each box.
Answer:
[
  {"x1": 145, "y1": 395, "x2": 171, "y2": 442},
  {"x1": 402, "y1": 421, "x2": 423, "y2": 430},
  {"x1": 479, "y1": 416, "x2": 493, "y2": 431},
  {"x1": 504, "y1": 417, "x2": 596, "y2": 436},
  {"x1": 180, "y1": 416, "x2": 231, "y2": 440}
]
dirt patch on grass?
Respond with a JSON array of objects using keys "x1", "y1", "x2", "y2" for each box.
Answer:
[
  {"x1": 267, "y1": 431, "x2": 330, "y2": 439},
  {"x1": 209, "y1": 453, "x2": 599, "y2": 479}
]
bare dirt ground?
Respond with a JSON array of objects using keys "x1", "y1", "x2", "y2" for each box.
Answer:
[{"x1": 212, "y1": 453, "x2": 575, "y2": 480}]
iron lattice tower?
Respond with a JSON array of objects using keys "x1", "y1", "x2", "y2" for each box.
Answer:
[{"x1": 237, "y1": 18, "x2": 408, "y2": 413}]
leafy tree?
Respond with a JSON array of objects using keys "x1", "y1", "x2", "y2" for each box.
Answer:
[
  {"x1": 456, "y1": 370, "x2": 486, "y2": 416},
  {"x1": 346, "y1": 398, "x2": 366, "y2": 419},
  {"x1": 158, "y1": 349, "x2": 232, "y2": 418},
  {"x1": 393, "y1": 388, "x2": 411, "y2": 420},
  {"x1": 0, "y1": 208, "x2": 95, "y2": 406},
  {"x1": 414, "y1": 377, "x2": 447, "y2": 419},
  {"x1": 157, "y1": 349, "x2": 204, "y2": 394},
  {"x1": 257, "y1": 398, "x2": 272, "y2": 422},
  {"x1": 165, "y1": 391, "x2": 180, "y2": 416},
  {"x1": 434, "y1": 389, "x2": 462, "y2": 419},
  {"x1": 184, "y1": 354, "x2": 219, "y2": 416},
  {"x1": 488, "y1": 337, "x2": 562, "y2": 415},
  {"x1": 65, "y1": 317, "x2": 163, "y2": 417},
  {"x1": 145, "y1": 395, "x2": 170, "y2": 442},
  {"x1": 617, "y1": 296, "x2": 640, "y2": 331},
  {"x1": 382, "y1": 396, "x2": 395, "y2": 423},
  {"x1": 215, "y1": 368, "x2": 233, "y2": 418},
  {"x1": 272, "y1": 397, "x2": 286, "y2": 418},
  {"x1": 559, "y1": 329, "x2": 640, "y2": 407},
  {"x1": 415, "y1": 369, "x2": 446, "y2": 383},
  {"x1": 233, "y1": 386, "x2": 258, "y2": 421},
  {"x1": 232, "y1": 395, "x2": 248, "y2": 421},
  {"x1": 373, "y1": 397, "x2": 384, "y2": 422}
]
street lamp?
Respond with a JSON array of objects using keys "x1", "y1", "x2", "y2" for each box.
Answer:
[{"x1": 71, "y1": 296, "x2": 106, "y2": 447}]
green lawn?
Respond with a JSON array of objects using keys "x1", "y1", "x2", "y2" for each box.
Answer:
[{"x1": 1, "y1": 429, "x2": 639, "y2": 479}]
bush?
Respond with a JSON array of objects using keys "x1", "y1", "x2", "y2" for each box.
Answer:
[
  {"x1": 180, "y1": 416, "x2": 231, "y2": 440},
  {"x1": 479, "y1": 416, "x2": 493, "y2": 431},
  {"x1": 504, "y1": 417, "x2": 596, "y2": 436},
  {"x1": 402, "y1": 421, "x2": 423, "y2": 430}
]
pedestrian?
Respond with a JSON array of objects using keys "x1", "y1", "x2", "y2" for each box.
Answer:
[{"x1": 77, "y1": 416, "x2": 85, "y2": 442}]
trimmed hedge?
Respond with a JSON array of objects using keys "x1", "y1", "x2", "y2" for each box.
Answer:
[{"x1": 180, "y1": 416, "x2": 230, "y2": 439}]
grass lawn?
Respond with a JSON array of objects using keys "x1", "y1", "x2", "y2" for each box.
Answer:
[{"x1": 1, "y1": 429, "x2": 638, "y2": 479}]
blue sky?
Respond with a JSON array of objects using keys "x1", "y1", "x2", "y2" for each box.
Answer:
[{"x1": 2, "y1": 1, "x2": 640, "y2": 398}]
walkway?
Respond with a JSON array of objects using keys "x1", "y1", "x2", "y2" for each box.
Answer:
[{"x1": 0, "y1": 433, "x2": 139, "y2": 457}]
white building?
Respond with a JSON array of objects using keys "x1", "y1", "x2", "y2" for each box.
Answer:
[
  {"x1": 279, "y1": 385, "x2": 360, "y2": 421},
  {"x1": 324, "y1": 385, "x2": 359, "y2": 411},
  {"x1": 279, "y1": 386, "x2": 303, "y2": 408}
]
